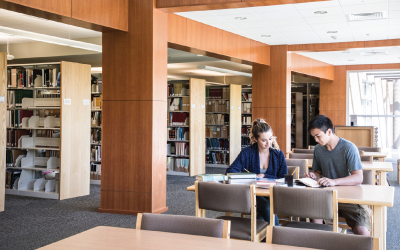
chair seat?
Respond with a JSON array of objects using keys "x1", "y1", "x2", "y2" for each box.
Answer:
[
  {"x1": 284, "y1": 221, "x2": 333, "y2": 231},
  {"x1": 217, "y1": 216, "x2": 268, "y2": 241}
]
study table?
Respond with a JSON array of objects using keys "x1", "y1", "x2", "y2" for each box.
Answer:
[
  {"x1": 38, "y1": 226, "x2": 321, "y2": 250},
  {"x1": 363, "y1": 152, "x2": 389, "y2": 162},
  {"x1": 187, "y1": 184, "x2": 394, "y2": 250}
]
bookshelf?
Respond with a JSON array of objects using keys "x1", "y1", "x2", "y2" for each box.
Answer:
[
  {"x1": 0, "y1": 53, "x2": 6, "y2": 211},
  {"x1": 167, "y1": 79, "x2": 205, "y2": 177},
  {"x1": 205, "y1": 84, "x2": 241, "y2": 169},
  {"x1": 4, "y1": 61, "x2": 90, "y2": 201},
  {"x1": 90, "y1": 74, "x2": 102, "y2": 185},
  {"x1": 291, "y1": 92, "x2": 303, "y2": 149},
  {"x1": 241, "y1": 86, "x2": 252, "y2": 149}
]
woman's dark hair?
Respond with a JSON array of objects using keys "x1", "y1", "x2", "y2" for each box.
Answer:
[
  {"x1": 308, "y1": 115, "x2": 334, "y2": 134},
  {"x1": 249, "y1": 118, "x2": 279, "y2": 150}
]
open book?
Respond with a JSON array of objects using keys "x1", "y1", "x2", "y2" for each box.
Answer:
[{"x1": 295, "y1": 178, "x2": 321, "y2": 188}]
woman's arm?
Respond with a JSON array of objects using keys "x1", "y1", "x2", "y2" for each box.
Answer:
[
  {"x1": 226, "y1": 150, "x2": 245, "y2": 173},
  {"x1": 277, "y1": 150, "x2": 288, "y2": 178}
]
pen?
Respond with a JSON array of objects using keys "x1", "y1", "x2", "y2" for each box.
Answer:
[{"x1": 244, "y1": 168, "x2": 250, "y2": 173}]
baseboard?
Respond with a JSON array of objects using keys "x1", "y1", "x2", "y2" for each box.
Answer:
[{"x1": 98, "y1": 206, "x2": 168, "y2": 215}]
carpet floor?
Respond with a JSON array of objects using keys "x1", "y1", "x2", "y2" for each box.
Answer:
[{"x1": 0, "y1": 164, "x2": 399, "y2": 250}]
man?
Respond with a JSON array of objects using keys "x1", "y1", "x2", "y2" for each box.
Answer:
[{"x1": 304, "y1": 115, "x2": 371, "y2": 236}]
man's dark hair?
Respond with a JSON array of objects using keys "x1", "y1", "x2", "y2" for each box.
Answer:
[{"x1": 308, "y1": 115, "x2": 334, "y2": 134}]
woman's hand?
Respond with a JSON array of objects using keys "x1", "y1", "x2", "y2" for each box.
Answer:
[{"x1": 256, "y1": 174, "x2": 265, "y2": 178}]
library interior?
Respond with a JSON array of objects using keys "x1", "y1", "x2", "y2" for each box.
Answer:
[{"x1": 0, "y1": 0, "x2": 399, "y2": 249}]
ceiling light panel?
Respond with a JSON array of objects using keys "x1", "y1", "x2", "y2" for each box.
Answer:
[{"x1": 341, "y1": 3, "x2": 388, "y2": 14}]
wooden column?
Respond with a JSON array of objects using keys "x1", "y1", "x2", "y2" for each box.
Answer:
[
  {"x1": 252, "y1": 45, "x2": 291, "y2": 154},
  {"x1": 99, "y1": 0, "x2": 168, "y2": 215},
  {"x1": 229, "y1": 84, "x2": 241, "y2": 163},
  {"x1": 320, "y1": 66, "x2": 347, "y2": 126},
  {"x1": 0, "y1": 52, "x2": 6, "y2": 212}
]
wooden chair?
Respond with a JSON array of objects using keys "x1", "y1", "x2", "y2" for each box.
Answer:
[
  {"x1": 195, "y1": 181, "x2": 267, "y2": 242},
  {"x1": 361, "y1": 155, "x2": 373, "y2": 162},
  {"x1": 287, "y1": 153, "x2": 313, "y2": 161},
  {"x1": 286, "y1": 159, "x2": 308, "y2": 178},
  {"x1": 292, "y1": 148, "x2": 314, "y2": 154},
  {"x1": 266, "y1": 226, "x2": 379, "y2": 250},
  {"x1": 358, "y1": 146, "x2": 381, "y2": 153},
  {"x1": 136, "y1": 213, "x2": 231, "y2": 239},
  {"x1": 270, "y1": 185, "x2": 339, "y2": 232},
  {"x1": 308, "y1": 145, "x2": 315, "y2": 149}
]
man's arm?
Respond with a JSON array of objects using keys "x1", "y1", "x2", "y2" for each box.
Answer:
[
  {"x1": 318, "y1": 169, "x2": 363, "y2": 187},
  {"x1": 304, "y1": 170, "x2": 323, "y2": 180}
]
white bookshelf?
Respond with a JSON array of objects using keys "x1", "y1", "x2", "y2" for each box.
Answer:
[{"x1": 90, "y1": 75, "x2": 102, "y2": 185}]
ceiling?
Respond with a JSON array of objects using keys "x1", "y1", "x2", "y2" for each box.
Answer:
[
  {"x1": 0, "y1": 8, "x2": 101, "y2": 45},
  {"x1": 175, "y1": 0, "x2": 400, "y2": 46}
]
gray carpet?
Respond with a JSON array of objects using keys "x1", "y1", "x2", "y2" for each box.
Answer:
[{"x1": 0, "y1": 165, "x2": 399, "y2": 250}]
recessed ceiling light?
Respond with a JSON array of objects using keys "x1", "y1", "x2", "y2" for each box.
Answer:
[
  {"x1": 197, "y1": 54, "x2": 203, "y2": 57},
  {"x1": 314, "y1": 11, "x2": 327, "y2": 14},
  {"x1": 261, "y1": 35, "x2": 271, "y2": 38},
  {"x1": 342, "y1": 51, "x2": 350, "y2": 54},
  {"x1": 331, "y1": 36, "x2": 337, "y2": 39},
  {"x1": 327, "y1": 31, "x2": 338, "y2": 33},
  {"x1": 346, "y1": 12, "x2": 387, "y2": 22},
  {"x1": 235, "y1": 17, "x2": 247, "y2": 20},
  {"x1": 348, "y1": 59, "x2": 355, "y2": 61}
]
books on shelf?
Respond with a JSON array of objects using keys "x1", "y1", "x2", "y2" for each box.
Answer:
[
  {"x1": 242, "y1": 93, "x2": 252, "y2": 102},
  {"x1": 241, "y1": 103, "x2": 252, "y2": 114},
  {"x1": 168, "y1": 127, "x2": 189, "y2": 141},
  {"x1": 206, "y1": 151, "x2": 229, "y2": 165},
  {"x1": 206, "y1": 138, "x2": 229, "y2": 150},
  {"x1": 242, "y1": 116, "x2": 251, "y2": 125},
  {"x1": 206, "y1": 113, "x2": 229, "y2": 125},
  {"x1": 205, "y1": 125, "x2": 228, "y2": 138},
  {"x1": 175, "y1": 142, "x2": 189, "y2": 156},
  {"x1": 90, "y1": 164, "x2": 101, "y2": 180},
  {"x1": 91, "y1": 111, "x2": 101, "y2": 126},
  {"x1": 167, "y1": 157, "x2": 189, "y2": 172},
  {"x1": 7, "y1": 89, "x2": 33, "y2": 108},
  {"x1": 206, "y1": 87, "x2": 229, "y2": 99},
  {"x1": 92, "y1": 96, "x2": 102, "y2": 110},
  {"x1": 9, "y1": 68, "x2": 60, "y2": 88},
  {"x1": 206, "y1": 100, "x2": 229, "y2": 113},
  {"x1": 241, "y1": 137, "x2": 251, "y2": 148},
  {"x1": 196, "y1": 174, "x2": 228, "y2": 182},
  {"x1": 168, "y1": 83, "x2": 188, "y2": 96},
  {"x1": 169, "y1": 112, "x2": 189, "y2": 126}
]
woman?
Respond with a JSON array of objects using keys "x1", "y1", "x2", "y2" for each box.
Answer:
[{"x1": 226, "y1": 118, "x2": 287, "y2": 225}]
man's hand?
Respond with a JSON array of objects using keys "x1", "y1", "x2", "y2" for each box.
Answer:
[
  {"x1": 318, "y1": 177, "x2": 337, "y2": 187},
  {"x1": 256, "y1": 174, "x2": 265, "y2": 178},
  {"x1": 304, "y1": 172, "x2": 317, "y2": 180}
]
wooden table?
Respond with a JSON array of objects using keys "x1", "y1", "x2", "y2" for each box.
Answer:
[
  {"x1": 38, "y1": 226, "x2": 321, "y2": 250},
  {"x1": 363, "y1": 152, "x2": 389, "y2": 162},
  {"x1": 187, "y1": 184, "x2": 394, "y2": 250}
]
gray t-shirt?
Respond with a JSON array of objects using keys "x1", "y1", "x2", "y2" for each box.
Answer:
[{"x1": 312, "y1": 138, "x2": 363, "y2": 179}]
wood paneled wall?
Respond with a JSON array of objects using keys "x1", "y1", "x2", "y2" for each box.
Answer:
[
  {"x1": 289, "y1": 39, "x2": 400, "y2": 52},
  {"x1": 157, "y1": 0, "x2": 329, "y2": 12},
  {"x1": 290, "y1": 53, "x2": 334, "y2": 80},
  {"x1": 59, "y1": 61, "x2": 91, "y2": 200},
  {"x1": 99, "y1": 0, "x2": 168, "y2": 215},
  {"x1": 253, "y1": 45, "x2": 291, "y2": 153},
  {"x1": 168, "y1": 13, "x2": 270, "y2": 66},
  {"x1": 1, "y1": 0, "x2": 128, "y2": 31},
  {"x1": 0, "y1": 53, "x2": 6, "y2": 212}
]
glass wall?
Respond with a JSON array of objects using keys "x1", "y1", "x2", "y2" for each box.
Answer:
[{"x1": 348, "y1": 71, "x2": 399, "y2": 149}]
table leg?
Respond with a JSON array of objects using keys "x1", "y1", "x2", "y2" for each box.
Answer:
[
  {"x1": 379, "y1": 171, "x2": 386, "y2": 186},
  {"x1": 373, "y1": 205, "x2": 385, "y2": 250},
  {"x1": 378, "y1": 157, "x2": 385, "y2": 162},
  {"x1": 372, "y1": 170, "x2": 377, "y2": 185}
]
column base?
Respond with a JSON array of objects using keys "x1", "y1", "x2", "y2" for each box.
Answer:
[{"x1": 98, "y1": 206, "x2": 168, "y2": 215}]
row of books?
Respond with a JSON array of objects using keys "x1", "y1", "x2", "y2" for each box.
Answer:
[
  {"x1": 7, "y1": 130, "x2": 29, "y2": 147},
  {"x1": 206, "y1": 100, "x2": 230, "y2": 113},
  {"x1": 167, "y1": 142, "x2": 189, "y2": 156},
  {"x1": 206, "y1": 152, "x2": 229, "y2": 165},
  {"x1": 166, "y1": 157, "x2": 189, "y2": 172},
  {"x1": 206, "y1": 87, "x2": 230, "y2": 99},
  {"x1": 168, "y1": 112, "x2": 189, "y2": 126},
  {"x1": 206, "y1": 138, "x2": 229, "y2": 150},
  {"x1": 168, "y1": 83, "x2": 188, "y2": 96},
  {"x1": 206, "y1": 126, "x2": 228, "y2": 138},
  {"x1": 242, "y1": 93, "x2": 252, "y2": 102},
  {"x1": 5, "y1": 169, "x2": 21, "y2": 189},
  {"x1": 242, "y1": 116, "x2": 252, "y2": 125},
  {"x1": 241, "y1": 137, "x2": 251, "y2": 148},
  {"x1": 7, "y1": 110, "x2": 33, "y2": 128},
  {"x1": 41, "y1": 92, "x2": 60, "y2": 98},
  {"x1": 7, "y1": 89, "x2": 33, "y2": 108},
  {"x1": 91, "y1": 129, "x2": 101, "y2": 144},
  {"x1": 242, "y1": 103, "x2": 252, "y2": 114},
  {"x1": 92, "y1": 111, "x2": 101, "y2": 126},
  {"x1": 168, "y1": 127, "x2": 189, "y2": 141},
  {"x1": 92, "y1": 96, "x2": 101, "y2": 110},
  {"x1": 91, "y1": 146, "x2": 101, "y2": 161},
  {"x1": 91, "y1": 82, "x2": 102, "y2": 93},
  {"x1": 6, "y1": 149, "x2": 26, "y2": 168},
  {"x1": 7, "y1": 68, "x2": 60, "y2": 88},
  {"x1": 206, "y1": 113, "x2": 229, "y2": 125},
  {"x1": 90, "y1": 164, "x2": 101, "y2": 181},
  {"x1": 169, "y1": 97, "x2": 190, "y2": 112}
]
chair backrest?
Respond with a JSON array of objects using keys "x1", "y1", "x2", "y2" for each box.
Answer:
[
  {"x1": 292, "y1": 149, "x2": 314, "y2": 154},
  {"x1": 287, "y1": 166, "x2": 299, "y2": 179},
  {"x1": 362, "y1": 170, "x2": 373, "y2": 185},
  {"x1": 136, "y1": 213, "x2": 230, "y2": 239},
  {"x1": 267, "y1": 226, "x2": 378, "y2": 250},
  {"x1": 196, "y1": 181, "x2": 253, "y2": 214},
  {"x1": 360, "y1": 155, "x2": 373, "y2": 162},
  {"x1": 309, "y1": 145, "x2": 315, "y2": 149},
  {"x1": 288, "y1": 153, "x2": 314, "y2": 160},
  {"x1": 358, "y1": 146, "x2": 381, "y2": 152},
  {"x1": 270, "y1": 186, "x2": 338, "y2": 231},
  {"x1": 286, "y1": 159, "x2": 308, "y2": 178},
  {"x1": 359, "y1": 150, "x2": 365, "y2": 155}
]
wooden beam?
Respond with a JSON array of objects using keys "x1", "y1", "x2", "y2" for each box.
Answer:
[
  {"x1": 289, "y1": 39, "x2": 400, "y2": 52},
  {"x1": 157, "y1": 0, "x2": 330, "y2": 13},
  {"x1": 290, "y1": 53, "x2": 334, "y2": 80}
]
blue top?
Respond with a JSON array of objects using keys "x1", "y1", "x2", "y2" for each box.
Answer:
[{"x1": 226, "y1": 143, "x2": 288, "y2": 179}]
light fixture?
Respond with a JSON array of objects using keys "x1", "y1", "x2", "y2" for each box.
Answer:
[
  {"x1": 91, "y1": 67, "x2": 102, "y2": 73},
  {"x1": 6, "y1": 37, "x2": 14, "y2": 60},
  {"x1": 235, "y1": 17, "x2": 247, "y2": 20},
  {"x1": 327, "y1": 31, "x2": 337, "y2": 33},
  {"x1": 197, "y1": 65, "x2": 252, "y2": 77},
  {"x1": 0, "y1": 26, "x2": 102, "y2": 52},
  {"x1": 261, "y1": 35, "x2": 271, "y2": 38},
  {"x1": 197, "y1": 54, "x2": 203, "y2": 57},
  {"x1": 314, "y1": 11, "x2": 327, "y2": 14},
  {"x1": 331, "y1": 36, "x2": 337, "y2": 39},
  {"x1": 346, "y1": 12, "x2": 387, "y2": 22}
]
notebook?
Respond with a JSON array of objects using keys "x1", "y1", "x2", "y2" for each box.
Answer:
[{"x1": 295, "y1": 178, "x2": 321, "y2": 188}]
